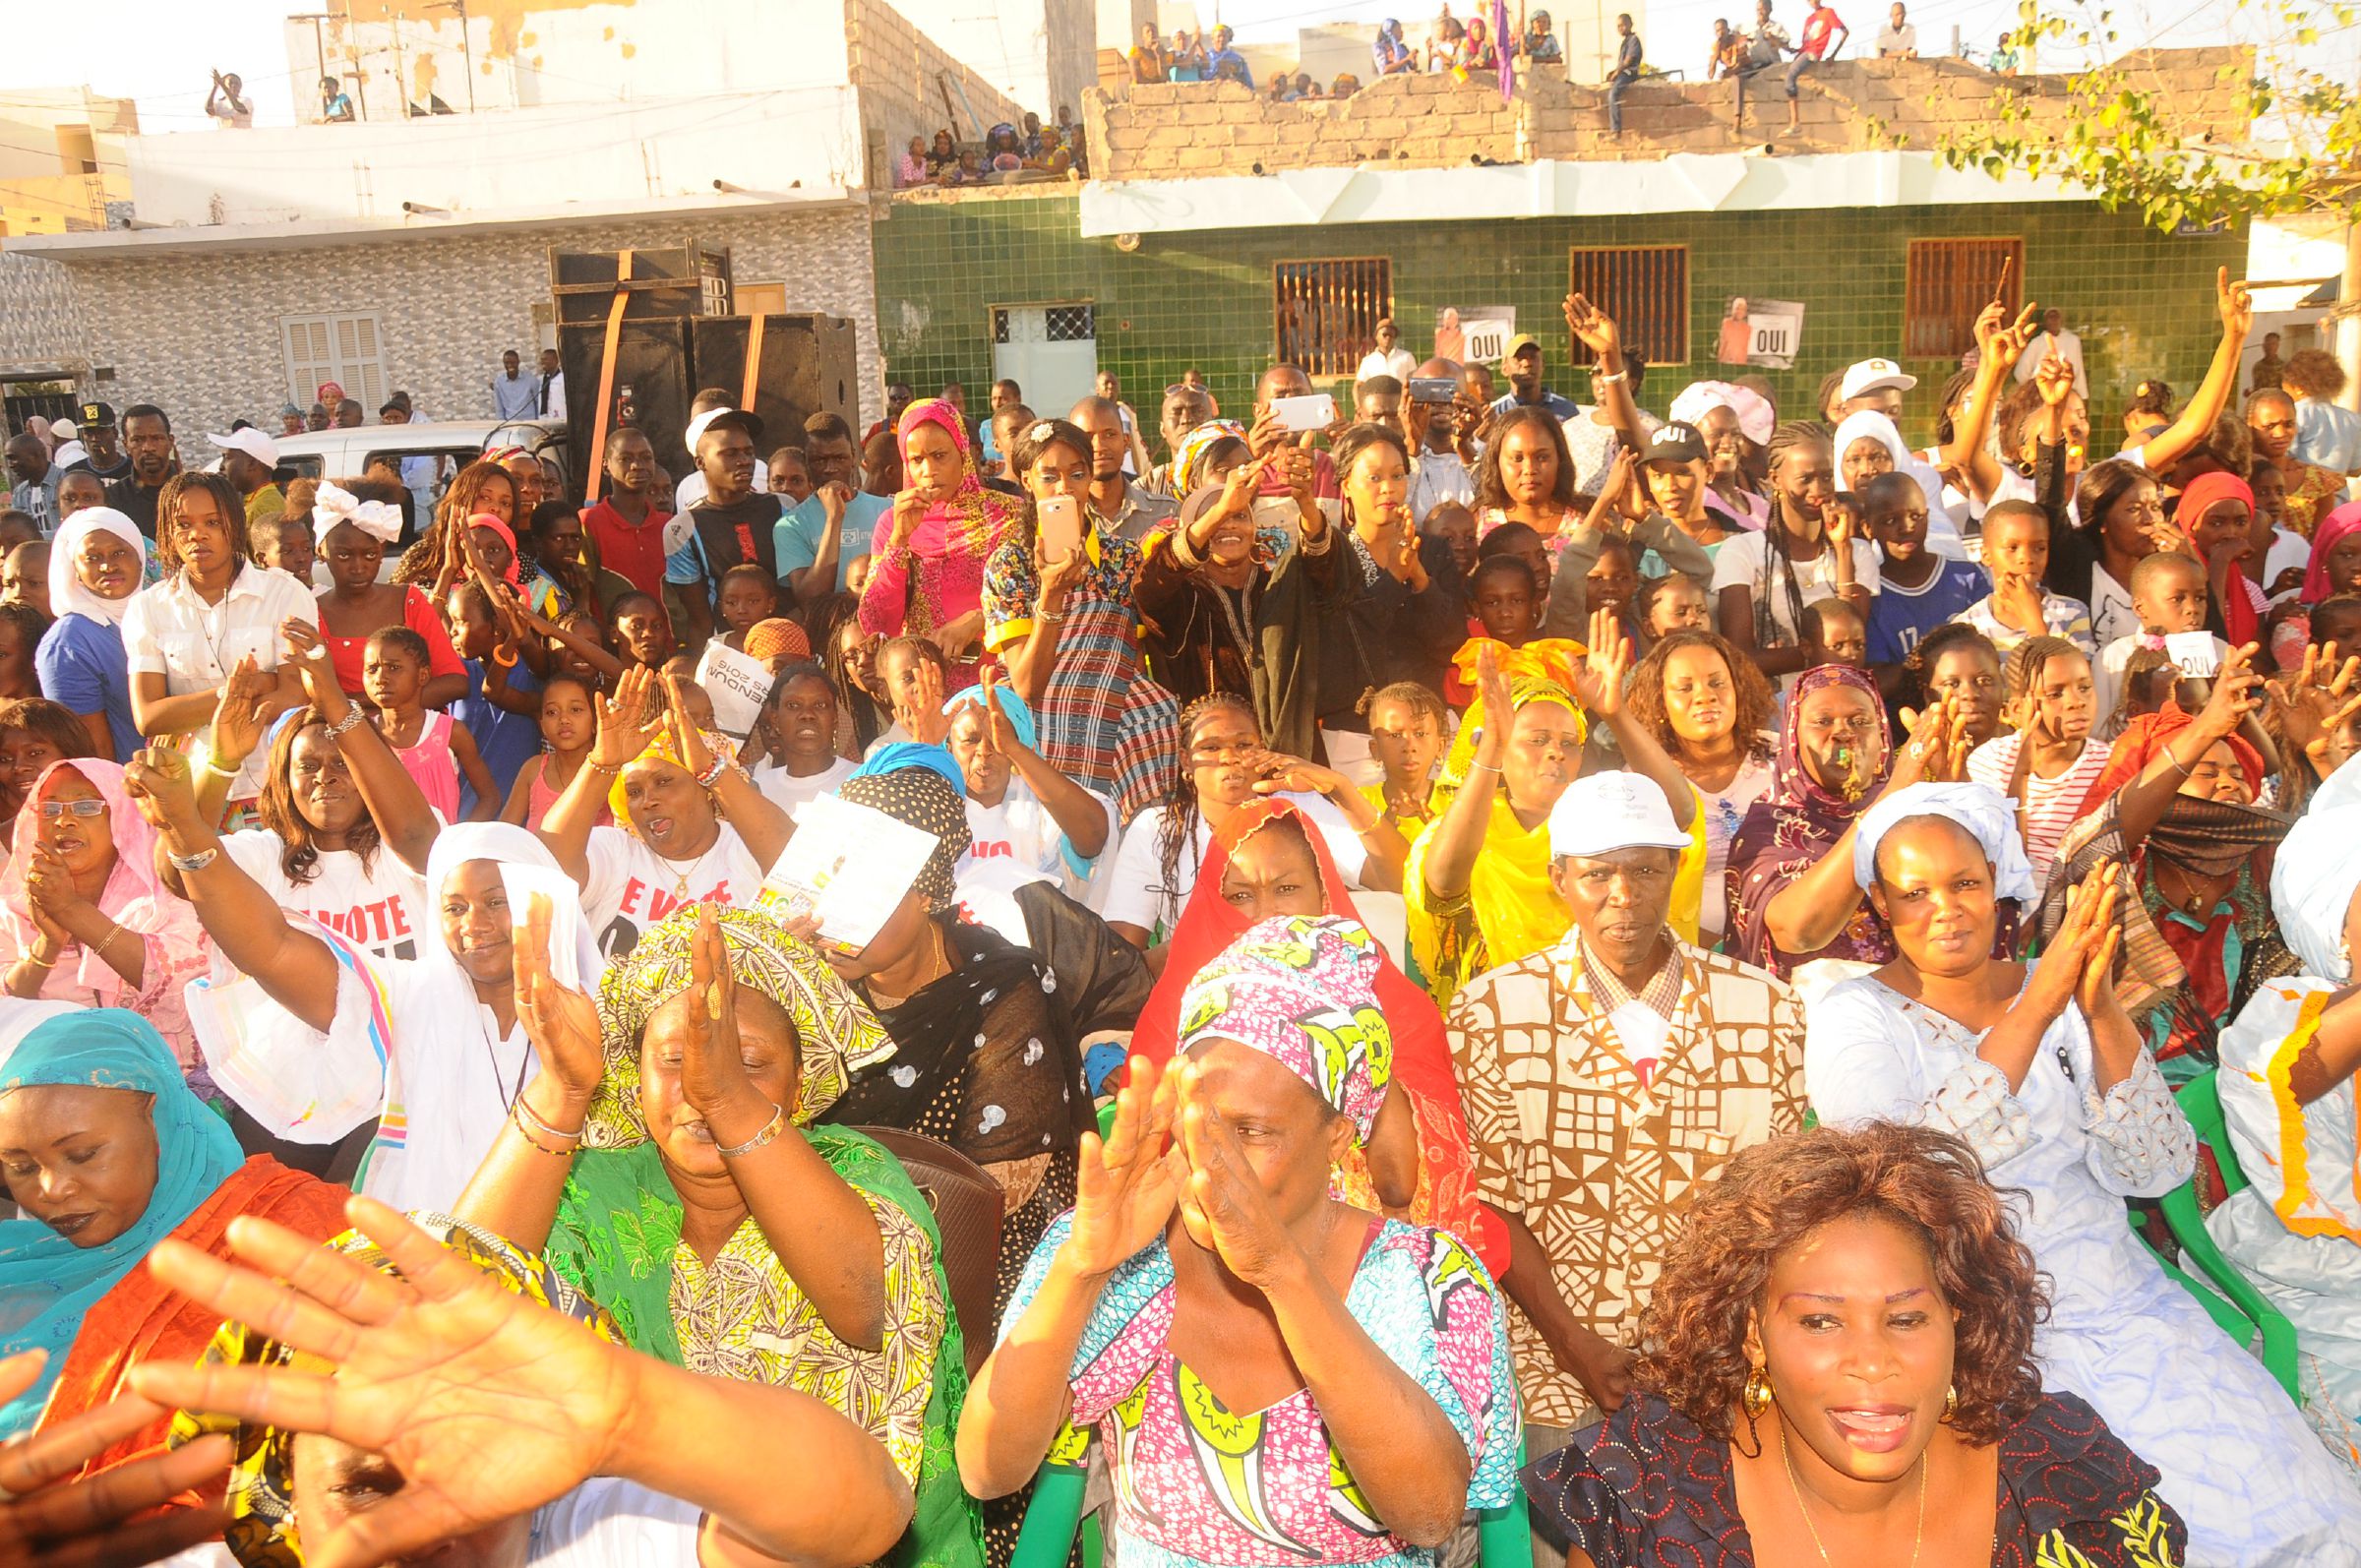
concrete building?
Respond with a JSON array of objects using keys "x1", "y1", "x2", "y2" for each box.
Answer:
[
  {"x1": 0, "y1": 87, "x2": 138, "y2": 236},
  {"x1": 873, "y1": 47, "x2": 2258, "y2": 447},
  {"x1": 2, "y1": 0, "x2": 1024, "y2": 441}
]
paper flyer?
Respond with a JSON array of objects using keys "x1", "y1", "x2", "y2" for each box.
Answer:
[
  {"x1": 757, "y1": 793, "x2": 937, "y2": 953},
  {"x1": 694, "y1": 638, "x2": 774, "y2": 740}
]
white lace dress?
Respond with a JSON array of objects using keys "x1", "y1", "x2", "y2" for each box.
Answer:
[{"x1": 1807, "y1": 974, "x2": 2361, "y2": 1567}]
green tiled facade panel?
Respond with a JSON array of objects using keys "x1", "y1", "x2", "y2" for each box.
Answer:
[{"x1": 872, "y1": 190, "x2": 2246, "y2": 449}]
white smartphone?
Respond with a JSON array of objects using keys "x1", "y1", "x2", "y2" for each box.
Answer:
[
  {"x1": 2163, "y1": 631, "x2": 2220, "y2": 680},
  {"x1": 1037, "y1": 493, "x2": 1085, "y2": 562},
  {"x1": 1271, "y1": 392, "x2": 1338, "y2": 433}
]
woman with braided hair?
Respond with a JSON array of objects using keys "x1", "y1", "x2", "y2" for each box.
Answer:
[
  {"x1": 1710, "y1": 421, "x2": 1877, "y2": 688},
  {"x1": 389, "y1": 458, "x2": 518, "y2": 590}
]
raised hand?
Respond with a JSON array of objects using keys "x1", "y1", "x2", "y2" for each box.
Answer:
[
  {"x1": 2196, "y1": 640, "x2": 2265, "y2": 739},
  {"x1": 1064, "y1": 1055, "x2": 1183, "y2": 1278},
  {"x1": 892, "y1": 655, "x2": 951, "y2": 747},
  {"x1": 1571, "y1": 606, "x2": 1630, "y2": 719},
  {"x1": 2218, "y1": 266, "x2": 2255, "y2": 339},
  {"x1": 211, "y1": 653, "x2": 275, "y2": 768},
  {"x1": 1175, "y1": 1061, "x2": 1306, "y2": 1292},
  {"x1": 0, "y1": 1351, "x2": 231, "y2": 1568},
  {"x1": 122, "y1": 746, "x2": 202, "y2": 835},
  {"x1": 1891, "y1": 692, "x2": 1964, "y2": 789},
  {"x1": 279, "y1": 616, "x2": 339, "y2": 702},
  {"x1": 590, "y1": 666, "x2": 664, "y2": 770},
  {"x1": 1562, "y1": 292, "x2": 1621, "y2": 358},
  {"x1": 1244, "y1": 748, "x2": 1348, "y2": 800},
  {"x1": 662, "y1": 672, "x2": 715, "y2": 784},
  {"x1": 1825, "y1": 493, "x2": 1861, "y2": 552},
  {"x1": 129, "y1": 1198, "x2": 639, "y2": 1568},
  {"x1": 513, "y1": 891, "x2": 603, "y2": 1107},
  {"x1": 2071, "y1": 863, "x2": 2127, "y2": 1023},
  {"x1": 678, "y1": 905, "x2": 761, "y2": 1124},
  {"x1": 2268, "y1": 640, "x2": 2361, "y2": 774},
  {"x1": 980, "y1": 669, "x2": 1028, "y2": 759},
  {"x1": 2035, "y1": 350, "x2": 2077, "y2": 409},
  {"x1": 1280, "y1": 433, "x2": 1320, "y2": 506},
  {"x1": 1986, "y1": 301, "x2": 2042, "y2": 374},
  {"x1": 1473, "y1": 640, "x2": 1513, "y2": 771}
]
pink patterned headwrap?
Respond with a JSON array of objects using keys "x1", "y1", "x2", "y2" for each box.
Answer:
[{"x1": 1177, "y1": 915, "x2": 1393, "y2": 1141}]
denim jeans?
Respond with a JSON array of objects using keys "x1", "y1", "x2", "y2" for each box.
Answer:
[{"x1": 1607, "y1": 67, "x2": 1637, "y2": 131}]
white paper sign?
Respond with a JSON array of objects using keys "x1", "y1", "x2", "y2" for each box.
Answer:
[
  {"x1": 757, "y1": 793, "x2": 938, "y2": 954},
  {"x1": 694, "y1": 639, "x2": 774, "y2": 740},
  {"x1": 2164, "y1": 632, "x2": 2221, "y2": 680}
]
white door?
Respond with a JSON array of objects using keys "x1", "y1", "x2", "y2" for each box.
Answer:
[{"x1": 992, "y1": 304, "x2": 1097, "y2": 419}]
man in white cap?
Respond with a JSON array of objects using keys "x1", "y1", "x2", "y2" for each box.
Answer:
[
  {"x1": 49, "y1": 418, "x2": 86, "y2": 472},
  {"x1": 209, "y1": 428, "x2": 283, "y2": 524},
  {"x1": 1448, "y1": 768, "x2": 1803, "y2": 1474},
  {"x1": 667, "y1": 399, "x2": 774, "y2": 648},
  {"x1": 672, "y1": 386, "x2": 770, "y2": 514},
  {"x1": 1837, "y1": 355, "x2": 1915, "y2": 423}
]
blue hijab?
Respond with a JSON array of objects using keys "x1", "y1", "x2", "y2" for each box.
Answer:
[
  {"x1": 0, "y1": 1007, "x2": 243, "y2": 1436},
  {"x1": 944, "y1": 682, "x2": 1037, "y2": 751},
  {"x1": 850, "y1": 741, "x2": 968, "y2": 798}
]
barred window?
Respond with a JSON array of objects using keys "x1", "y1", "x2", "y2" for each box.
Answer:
[
  {"x1": 1274, "y1": 259, "x2": 1392, "y2": 378},
  {"x1": 1904, "y1": 238, "x2": 2024, "y2": 360},
  {"x1": 1567, "y1": 246, "x2": 1689, "y2": 366},
  {"x1": 993, "y1": 305, "x2": 1096, "y2": 344}
]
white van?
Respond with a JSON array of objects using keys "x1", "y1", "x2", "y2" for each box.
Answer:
[{"x1": 271, "y1": 418, "x2": 571, "y2": 495}]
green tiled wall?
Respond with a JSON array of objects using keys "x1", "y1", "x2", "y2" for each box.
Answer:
[{"x1": 871, "y1": 190, "x2": 2246, "y2": 448}]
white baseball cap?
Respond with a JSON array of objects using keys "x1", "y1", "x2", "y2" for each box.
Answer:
[
  {"x1": 1547, "y1": 771, "x2": 1692, "y2": 860},
  {"x1": 209, "y1": 427, "x2": 279, "y2": 468},
  {"x1": 1839, "y1": 358, "x2": 1918, "y2": 402},
  {"x1": 684, "y1": 405, "x2": 763, "y2": 455},
  {"x1": 49, "y1": 419, "x2": 77, "y2": 440}
]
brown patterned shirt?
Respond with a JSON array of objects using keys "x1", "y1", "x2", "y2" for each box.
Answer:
[{"x1": 1447, "y1": 934, "x2": 1805, "y2": 1427}]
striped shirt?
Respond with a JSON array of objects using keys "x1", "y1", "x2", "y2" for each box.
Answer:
[{"x1": 1966, "y1": 732, "x2": 2113, "y2": 890}]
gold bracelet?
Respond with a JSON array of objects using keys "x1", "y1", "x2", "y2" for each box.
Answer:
[
  {"x1": 716, "y1": 1102, "x2": 786, "y2": 1159},
  {"x1": 18, "y1": 950, "x2": 57, "y2": 970}
]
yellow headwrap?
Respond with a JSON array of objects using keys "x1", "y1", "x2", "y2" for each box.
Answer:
[
  {"x1": 607, "y1": 727, "x2": 738, "y2": 826},
  {"x1": 1439, "y1": 637, "x2": 1589, "y2": 789}
]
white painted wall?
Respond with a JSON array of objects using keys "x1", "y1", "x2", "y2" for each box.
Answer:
[{"x1": 122, "y1": 89, "x2": 867, "y2": 227}]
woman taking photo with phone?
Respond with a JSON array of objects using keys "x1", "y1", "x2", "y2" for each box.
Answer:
[{"x1": 982, "y1": 417, "x2": 1152, "y2": 797}]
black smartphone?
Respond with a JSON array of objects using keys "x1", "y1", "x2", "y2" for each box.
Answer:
[{"x1": 1408, "y1": 376, "x2": 1457, "y2": 404}]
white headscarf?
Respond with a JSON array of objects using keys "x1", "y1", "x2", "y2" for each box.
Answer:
[
  {"x1": 2273, "y1": 756, "x2": 2361, "y2": 981},
  {"x1": 1833, "y1": 409, "x2": 1948, "y2": 513},
  {"x1": 46, "y1": 508, "x2": 147, "y2": 628},
  {"x1": 311, "y1": 479, "x2": 403, "y2": 546},
  {"x1": 1852, "y1": 781, "x2": 2038, "y2": 904},
  {"x1": 1669, "y1": 380, "x2": 1774, "y2": 446}
]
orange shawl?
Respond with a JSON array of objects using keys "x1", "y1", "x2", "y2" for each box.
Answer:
[{"x1": 40, "y1": 1155, "x2": 350, "y2": 1486}]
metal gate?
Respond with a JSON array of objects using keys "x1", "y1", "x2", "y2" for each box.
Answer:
[
  {"x1": 3, "y1": 389, "x2": 78, "y2": 439},
  {"x1": 991, "y1": 304, "x2": 1097, "y2": 422}
]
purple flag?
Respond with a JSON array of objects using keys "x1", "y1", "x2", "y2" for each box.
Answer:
[{"x1": 1494, "y1": 0, "x2": 1516, "y2": 99}]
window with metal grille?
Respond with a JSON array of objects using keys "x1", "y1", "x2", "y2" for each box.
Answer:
[
  {"x1": 1904, "y1": 238, "x2": 2024, "y2": 360},
  {"x1": 279, "y1": 312, "x2": 387, "y2": 412},
  {"x1": 1273, "y1": 259, "x2": 1392, "y2": 378},
  {"x1": 1566, "y1": 246, "x2": 1689, "y2": 366},
  {"x1": 992, "y1": 305, "x2": 1097, "y2": 345}
]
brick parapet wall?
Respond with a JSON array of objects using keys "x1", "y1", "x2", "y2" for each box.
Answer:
[{"x1": 1087, "y1": 47, "x2": 2254, "y2": 177}]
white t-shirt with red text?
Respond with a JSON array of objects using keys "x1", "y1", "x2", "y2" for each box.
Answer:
[
  {"x1": 219, "y1": 827, "x2": 431, "y2": 965},
  {"x1": 581, "y1": 823, "x2": 773, "y2": 959}
]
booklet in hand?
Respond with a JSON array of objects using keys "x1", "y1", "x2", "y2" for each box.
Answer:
[{"x1": 757, "y1": 793, "x2": 937, "y2": 953}]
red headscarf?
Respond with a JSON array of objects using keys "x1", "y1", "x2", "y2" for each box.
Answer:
[
  {"x1": 2077, "y1": 697, "x2": 2265, "y2": 820},
  {"x1": 1130, "y1": 798, "x2": 1502, "y2": 1266},
  {"x1": 466, "y1": 512, "x2": 522, "y2": 586},
  {"x1": 2173, "y1": 472, "x2": 2260, "y2": 643},
  {"x1": 2305, "y1": 500, "x2": 2361, "y2": 605}
]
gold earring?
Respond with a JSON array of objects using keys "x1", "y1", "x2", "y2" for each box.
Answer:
[
  {"x1": 1743, "y1": 1364, "x2": 1774, "y2": 1420},
  {"x1": 1942, "y1": 1383, "x2": 1959, "y2": 1421}
]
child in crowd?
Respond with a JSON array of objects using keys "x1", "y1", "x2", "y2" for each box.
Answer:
[
  {"x1": 365, "y1": 626, "x2": 496, "y2": 822},
  {"x1": 445, "y1": 580, "x2": 543, "y2": 814},
  {"x1": 2094, "y1": 551, "x2": 2222, "y2": 718},
  {"x1": 1966, "y1": 634, "x2": 2109, "y2": 888},
  {"x1": 768, "y1": 445, "x2": 814, "y2": 506},
  {"x1": 1423, "y1": 502, "x2": 1479, "y2": 581},
  {"x1": 1361, "y1": 680, "x2": 1447, "y2": 833},
  {"x1": 1959, "y1": 499, "x2": 2095, "y2": 657},
  {"x1": 4, "y1": 540, "x2": 50, "y2": 618},
  {"x1": 1638, "y1": 573, "x2": 1711, "y2": 645},
  {"x1": 254, "y1": 515, "x2": 318, "y2": 587},
  {"x1": 1862, "y1": 470, "x2": 1988, "y2": 678},
  {"x1": 714, "y1": 564, "x2": 781, "y2": 652},
  {"x1": 1911, "y1": 622, "x2": 2007, "y2": 750},
  {"x1": 1476, "y1": 519, "x2": 1552, "y2": 597},
  {"x1": 1585, "y1": 535, "x2": 1642, "y2": 646},
  {"x1": 500, "y1": 671, "x2": 610, "y2": 831},
  {"x1": 1799, "y1": 599, "x2": 1867, "y2": 669},
  {"x1": 1446, "y1": 556, "x2": 1541, "y2": 706},
  {"x1": 0, "y1": 512, "x2": 38, "y2": 554},
  {"x1": 2105, "y1": 643, "x2": 2177, "y2": 738},
  {"x1": 742, "y1": 617, "x2": 812, "y2": 673},
  {"x1": 610, "y1": 591, "x2": 676, "y2": 672},
  {"x1": 751, "y1": 659, "x2": 857, "y2": 814}
]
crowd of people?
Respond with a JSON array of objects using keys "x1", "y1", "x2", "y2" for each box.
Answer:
[
  {"x1": 894, "y1": 111, "x2": 1089, "y2": 189},
  {"x1": 9, "y1": 261, "x2": 2361, "y2": 1568}
]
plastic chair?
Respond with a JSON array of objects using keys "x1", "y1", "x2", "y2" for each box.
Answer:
[
  {"x1": 2128, "y1": 1069, "x2": 2302, "y2": 1403},
  {"x1": 1008, "y1": 1425, "x2": 1533, "y2": 1568},
  {"x1": 855, "y1": 1126, "x2": 1004, "y2": 1378}
]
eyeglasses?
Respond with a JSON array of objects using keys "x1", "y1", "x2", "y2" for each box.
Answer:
[{"x1": 36, "y1": 799, "x2": 105, "y2": 819}]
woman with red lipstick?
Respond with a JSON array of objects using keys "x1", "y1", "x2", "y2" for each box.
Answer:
[
  {"x1": 1803, "y1": 783, "x2": 2361, "y2": 1561},
  {"x1": 1522, "y1": 1121, "x2": 2189, "y2": 1565}
]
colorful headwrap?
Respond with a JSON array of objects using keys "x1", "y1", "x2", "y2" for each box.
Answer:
[
  {"x1": 1172, "y1": 418, "x2": 1247, "y2": 496},
  {"x1": 1177, "y1": 914, "x2": 1393, "y2": 1142},
  {"x1": 2305, "y1": 500, "x2": 2361, "y2": 605},
  {"x1": 2173, "y1": 472, "x2": 2260, "y2": 642},
  {"x1": 895, "y1": 398, "x2": 1020, "y2": 559},
  {"x1": 169, "y1": 1213, "x2": 623, "y2": 1568},
  {"x1": 1440, "y1": 637, "x2": 1587, "y2": 789},
  {"x1": 581, "y1": 904, "x2": 895, "y2": 1147},
  {"x1": 606, "y1": 727, "x2": 737, "y2": 827},
  {"x1": 837, "y1": 765, "x2": 973, "y2": 912},
  {"x1": 744, "y1": 617, "x2": 812, "y2": 663},
  {"x1": 2076, "y1": 697, "x2": 2265, "y2": 819},
  {"x1": 309, "y1": 480, "x2": 402, "y2": 546}
]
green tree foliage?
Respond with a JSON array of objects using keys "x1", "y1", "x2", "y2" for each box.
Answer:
[{"x1": 1932, "y1": 1, "x2": 2361, "y2": 232}]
